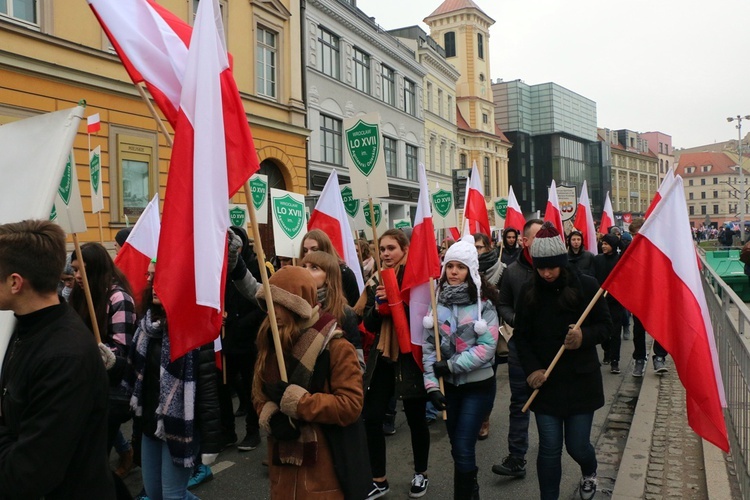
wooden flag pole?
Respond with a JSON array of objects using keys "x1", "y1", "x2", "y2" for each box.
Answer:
[
  {"x1": 136, "y1": 84, "x2": 173, "y2": 148},
  {"x1": 245, "y1": 181, "x2": 288, "y2": 382},
  {"x1": 72, "y1": 233, "x2": 102, "y2": 344},
  {"x1": 522, "y1": 287, "x2": 606, "y2": 413},
  {"x1": 429, "y1": 278, "x2": 447, "y2": 421},
  {"x1": 368, "y1": 198, "x2": 383, "y2": 277},
  {"x1": 97, "y1": 212, "x2": 104, "y2": 244}
]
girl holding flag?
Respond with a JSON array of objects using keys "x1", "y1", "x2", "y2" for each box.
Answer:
[
  {"x1": 422, "y1": 235, "x2": 500, "y2": 500},
  {"x1": 362, "y1": 229, "x2": 431, "y2": 499}
]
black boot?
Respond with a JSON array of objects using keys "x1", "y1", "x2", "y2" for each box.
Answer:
[{"x1": 454, "y1": 467, "x2": 479, "y2": 500}]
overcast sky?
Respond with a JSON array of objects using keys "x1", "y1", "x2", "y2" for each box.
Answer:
[{"x1": 358, "y1": 0, "x2": 750, "y2": 150}]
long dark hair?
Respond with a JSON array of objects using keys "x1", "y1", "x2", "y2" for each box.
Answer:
[
  {"x1": 523, "y1": 266, "x2": 583, "y2": 312},
  {"x1": 438, "y1": 272, "x2": 501, "y2": 307},
  {"x1": 69, "y1": 242, "x2": 133, "y2": 337},
  {"x1": 139, "y1": 282, "x2": 166, "y2": 322}
]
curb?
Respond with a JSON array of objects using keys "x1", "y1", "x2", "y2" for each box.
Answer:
[
  {"x1": 703, "y1": 438, "x2": 734, "y2": 499},
  {"x1": 611, "y1": 369, "x2": 659, "y2": 499}
]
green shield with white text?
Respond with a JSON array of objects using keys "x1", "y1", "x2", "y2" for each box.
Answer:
[
  {"x1": 346, "y1": 120, "x2": 380, "y2": 177},
  {"x1": 432, "y1": 189, "x2": 453, "y2": 218},
  {"x1": 273, "y1": 194, "x2": 305, "y2": 239}
]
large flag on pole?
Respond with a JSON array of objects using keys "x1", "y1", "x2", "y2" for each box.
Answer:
[
  {"x1": 572, "y1": 180, "x2": 598, "y2": 254},
  {"x1": 600, "y1": 191, "x2": 614, "y2": 234},
  {"x1": 155, "y1": 0, "x2": 259, "y2": 361},
  {"x1": 308, "y1": 170, "x2": 365, "y2": 293},
  {"x1": 87, "y1": 0, "x2": 191, "y2": 127},
  {"x1": 504, "y1": 185, "x2": 525, "y2": 234},
  {"x1": 0, "y1": 105, "x2": 84, "y2": 378},
  {"x1": 601, "y1": 176, "x2": 729, "y2": 452},
  {"x1": 401, "y1": 164, "x2": 441, "y2": 370},
  {"x1": 51, "y1": 151, "x2": 87, "y2": 235},
  {"x1": 115, "y1": 194, "x2": 160, "y2": 306},
  {"x1": 645, "y1": 168, "x2": 675, "y2": 219},
  {"x1": 543, "y1": 180, "x2": 565, "y2": 242},
  {"x1": 464, "y1": 161, "x2": 491, "y2": 237}
]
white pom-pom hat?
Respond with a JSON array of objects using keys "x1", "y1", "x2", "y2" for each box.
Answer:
[{"x1": 425, "y1": 235, "x2": 486, "y2": 333}]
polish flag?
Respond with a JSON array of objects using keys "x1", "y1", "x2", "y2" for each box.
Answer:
[
  {"x1": 87, "y1": 0, "x2": 192, "y2": 127},
  {"x1": 572, "y1": 180, "x2": 598, "y2": 254},
  {"x1": 600, "y1": 191, "x2": 614, "y2": 234},
  {"x1": 504, "y1": 185, "x2": 525, "y2": 234},
  {"x1": 543, "y1": 180, "x2": 565, "y2": 242},
  {"x1": 645, "y1": 168, "x2": 675, "y2": 219},
  {"x1": 87, "y1": 113, "x2": 101, "y2": 134},
  {"x1": 601, "y1": 176, "x2": 728, "y2": 452},
  {"x1": 463, "y1": 161, "x2": 491, "y2": 237},
  {"x1": 154, "y1": 0, "x2": 259, "y2": 361},
  {"x1": 114, "y1": 194, "x2": 160, "y2": 307},
  {"x1": 401, "y1": 164, "x2": 441, "y2": 371},
  {"x1": 308, "y1": 170, "x2": 364, "y2": 293}
]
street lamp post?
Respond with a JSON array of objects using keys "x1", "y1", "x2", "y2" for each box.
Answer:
[{"x1": 727, "y1": 115, "x2": 750, "y2": 243}]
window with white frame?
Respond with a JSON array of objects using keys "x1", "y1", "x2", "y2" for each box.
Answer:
[
  {"x1": 381, "y1": 65, "x2": 395, "y2": 106},
  {"x1": 484, "y1": 156, "x2": 490, "y2": 195},
  {"x1": 384, "y1": 136, "x2": 397, "y2": 177},
  {"x1": 256, "y1": 26, "x2": 277, "y2": 99},
  {"x1": 320, "y1": 115, "x2": 342, "y2": 165},
  {"x1": 318, "y1": 27, "x2": 340, "y2": 80},
  {"x1": 406, "y1": 144, "x2": 418, "y2": 180},
  {"x1": 404, "y1": 79, "x2": 416, "y2": 116},
  {"x1": 1, "y1": 0, "x2": 38, "y2": 25},
  {"x1": 353, "y1": 47, "x2": 370, "y2": 94}
]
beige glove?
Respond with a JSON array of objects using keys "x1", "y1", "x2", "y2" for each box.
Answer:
[{"x1": 98, "y1": 343, "x2": 116, "y2": 370}]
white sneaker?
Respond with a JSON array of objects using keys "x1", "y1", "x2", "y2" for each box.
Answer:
[
  {"x1": 579, "y1": 473, "x2": 597, "y2": 500},
  {"x1": 409, "y1": 473, "x2": 429, "y2": 498}
]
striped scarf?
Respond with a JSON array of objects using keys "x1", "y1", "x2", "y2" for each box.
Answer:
[{"x1": 126, "y1": 309, "x2": 198, "y2": 468}]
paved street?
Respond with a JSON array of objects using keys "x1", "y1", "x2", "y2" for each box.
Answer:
[{"x1": 120, "y1": 338, "x2": 638, "y2": 499}]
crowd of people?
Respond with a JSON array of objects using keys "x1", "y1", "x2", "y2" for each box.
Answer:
[{"x1": 0, "y1": 216, "x2": 671, "y2": 500}]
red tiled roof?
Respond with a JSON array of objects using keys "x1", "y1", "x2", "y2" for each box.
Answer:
[
  {"x1": 495, "y1": 124, "x2": 509, "y2": 143},
  {"x1": 676, "y1": 152, "x2": 739, "y2": 176},
  {"x1": 456, "y1": 107, "x2": 471, "y2": 131},
  {"x1": 425, "y1": 0, "x2": 490, "y2": 19},
  {"x1": 455, "y1": 107, "x2": 510, "y2": 144}
]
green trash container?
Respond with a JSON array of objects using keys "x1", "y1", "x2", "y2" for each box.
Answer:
[{"x1": 705, "y1": 250, "x2": 750, "y2": 302}]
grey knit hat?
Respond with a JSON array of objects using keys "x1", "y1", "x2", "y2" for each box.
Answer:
[{"x1": 530, "y1": 222, "x2": 568, "y2": 269}]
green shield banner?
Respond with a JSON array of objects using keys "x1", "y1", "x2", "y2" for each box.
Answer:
[
  {"x1": 495, "y1": 198, "x2": 508, "y2": 219},
  {"x1": 394, "y1": 219, "x2": 411, "y2": 229},
  {"x1": 432, "y1": 189, "x2": 453, "y2": 218},
  {"x1": 363, "y1": 202, "x2": 382, "y2": 228},
  {"x1": 346, "y1": 119, "x2": 380, "y2": 177},
  {"x1": 58, "y1": 154, "x2": 73, "y2": 205},
  {"x1": 341, "y1": 186, "x2": 359, "y2": 218},
  {"x1": 229, "y1": 206, "x2": 246, "y2": 227},
  {"x1": 250, "y1": 175, "x2": 267, "y2": 210},
  {"x1": 49, "y1": 205, "x2": 57, "y2": 221},
  {"x1": 90, "y1": 152, "x2": 100, "y2": 195},
  {"x1": 273, "y1": 194, "x2": 305, "y2": 239}
]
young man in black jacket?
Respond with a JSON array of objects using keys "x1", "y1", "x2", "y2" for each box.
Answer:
[{"x1": 0, "y1": 219, "x2": 115, "y2": 499}]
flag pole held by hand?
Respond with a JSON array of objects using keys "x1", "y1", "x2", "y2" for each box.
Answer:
[
  {"x1": 73, "y1": 233, "x2": 102, "y2": 344},
  {"x1": 521, "y1": 287, "x2": 606, "y2": 413},
  {"x1": 429, "y1": 279, "x2": 447, "y2": 421},
  {"x1": 244, "y1": 181, "x2": 288, "y2": 382}
]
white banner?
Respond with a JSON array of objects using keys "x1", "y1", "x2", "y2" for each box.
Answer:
[
  {"x1": 362, "y1": 200, "x2": 389, "y2": 241},
  {"x1": 51, "y1": 150, "x2": 87, "y2": 235},
  {"x1": 270, "y1": 188, "x2": 306, "y2": 258},
  {"x1": 228, "y1": 203, "x2": 248, "y2": 228},
  {"x1": 89, "y1": 145, "x2": 104, "y2": 213},
  {"x1": 344, "y1": 113, "x2": 390, "y2": 200},
  {"x1": 249, "y1": 173, "x2": 268, "y2": 223},
  {"x1": 430, "y1": 182, "x2": 457, "y2": 229},
  {"x1": 340, "y1": 183, "x2": 366, "y2": 232}
]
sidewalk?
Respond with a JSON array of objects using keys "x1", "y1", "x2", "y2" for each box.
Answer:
[{"x1": 613, "y1": 357, "x2": 740, "y2": 499}]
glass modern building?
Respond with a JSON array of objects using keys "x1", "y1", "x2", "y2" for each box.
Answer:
[{"x1": 493, "y1": 80, "x2": 608, "y2": 215}]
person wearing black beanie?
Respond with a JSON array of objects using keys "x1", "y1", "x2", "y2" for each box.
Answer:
[{"x1": 594, "y1": 234, "x2": 625, "y2": 374}]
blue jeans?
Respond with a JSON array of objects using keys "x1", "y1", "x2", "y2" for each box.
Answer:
[
  {"x1": 534, "y1": 412, "x2": 597, "y2": 500},
  {"x1": 445, "y1": 379, "x2": 496, "y2": 472},
  {"x1": 507, "y1": 340, "x2": 530, "y2": 458},
  {"x1": 141, "y1": 435, "x2": 198, "y2": 500}
]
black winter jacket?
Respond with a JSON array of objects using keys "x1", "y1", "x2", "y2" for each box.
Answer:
[
  {"x1": 568, "y1": 248, "x2": 596, "y2": 277},
  {"x1": 0, "y1": 303, "x2": 114, "y2": 499},
  {"x1": 514, "y1": 270, "x2": 611, "y2": 416},
  {"x1": 497, "y1": 250, "x2": 535, "y2": 327}
]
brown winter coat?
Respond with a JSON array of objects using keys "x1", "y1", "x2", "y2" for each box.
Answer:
[{"x1": 254, "y1": 331, "x2": 364, "y2": 499}]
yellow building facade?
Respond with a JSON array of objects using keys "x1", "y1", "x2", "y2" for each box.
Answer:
[{"x1": 0, "y1": 0, "x2": 307, "y2": 245}]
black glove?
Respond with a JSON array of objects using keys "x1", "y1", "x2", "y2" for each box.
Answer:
[
  {"x1": 264, "y1": 381, "x2": 290, "y2": 404},
  {"x1": 269, "y1": 412, "x2": 300, "y2": 441},
  {"x1": 229, "y1": 248, "x2": 248, "y2": 280},
  {"x1": 428, "y1": 391, "x2": 447, "y2": 411},
  {"x1": 433, "y1": 360, "x2": 450, "y2": 379}
]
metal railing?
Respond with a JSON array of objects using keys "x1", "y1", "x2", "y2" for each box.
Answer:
[{"x1": 700, "y1": 251, "x2": 750, "y2": 498}]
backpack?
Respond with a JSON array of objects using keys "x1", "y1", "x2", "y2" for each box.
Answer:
[{"x1": 740, "y1": 241, "x2": 750, "y2": 265}]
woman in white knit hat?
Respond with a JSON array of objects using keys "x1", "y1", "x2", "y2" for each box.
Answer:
[
  {"x1": 513, "y1": 222, "x2": 612, "y2": 500},
  {"x1": 422, "y1": 235, "x2": 500, "y2": 500}
]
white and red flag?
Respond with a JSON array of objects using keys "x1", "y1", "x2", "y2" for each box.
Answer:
[
  {"x1": 155, "y1": 0, "x2": 259, "y2": 361},
  {"x1": 401, "y1": 164, "x2": 442, "y2": 371},
  {"x1": 504, "y1": 185, "x2": 525, "y2": 234},
  {"x1": 572, "y1": 180, "x2": 598, "y2": 254},
  {"x1": 463, "y1": 161, "x2": 491, "y2": 237},
  {"x1": 308, "y1": 169, "x2": 365, "y2": 293},
  {"x1": 114, "y1": 194, "x2": 160, "y2": 307},
  {"x1": 601, "y1": 176, "x2": 728, "y2": 452},
  {"x1": 645, "y1": 168, "x2": 675, "y2": 219},
  {"x1": 543, "y1": 180, "x2": 565, "y2": 242},
  {"x1": 87, "y1": 113, "x2": 101, "y2": 134},
  {"x1": 87, "y1": 0, "x2": 192, "y2": 127},
  {"x1": 600, "y1": 191, "x2": 614, "y2": 234}
]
